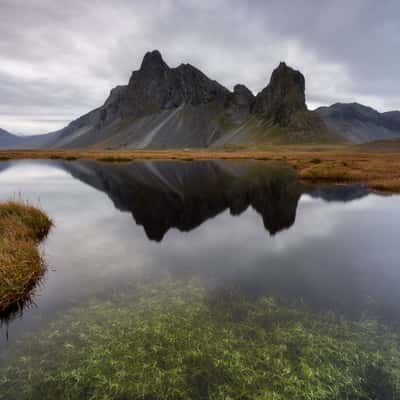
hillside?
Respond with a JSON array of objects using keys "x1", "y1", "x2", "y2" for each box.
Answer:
[
  {"x1": 317, "y1": 103, "x2": 400, "y2": 143},
  {"x1": 0, "y1": 128, "x2": 25, "y2": 148}
]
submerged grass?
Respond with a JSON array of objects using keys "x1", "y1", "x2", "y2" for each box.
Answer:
[
  {"x1": 0, "y1": 201, "x2": 52, "y2": 314},
  {"x1": 1, "y1": 280, "x2": 399, "y2": 400}
]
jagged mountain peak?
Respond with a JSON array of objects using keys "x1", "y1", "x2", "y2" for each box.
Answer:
[
  {"x1": 233, "y1": 84, "x2": 254, "y2": 99},
  {"x1": 252, "y1": 61, "x2": 307, "y2": 125},
  {"x1": 140, "y1": 49, "x2": 169, "y2": 72},
  {"x1": 277, "y1": 61, "x2": 288, "y2": 68},
  {"x1": 231, "y1": 85, "x2": 254, "y2": 108},
  {"x1": 122, "y1": 51, "x2": 231, "y2": 118},
  {"x1": 2, "y1": 53, "x2": 341, "y2": 149},
  {"x1": 271, "y1": 62, "x2": 304, "y2": 88}
]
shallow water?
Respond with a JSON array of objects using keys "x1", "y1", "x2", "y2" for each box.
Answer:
[{"x1": 0, "y1": 159, "x2": 400, "y2": 398}]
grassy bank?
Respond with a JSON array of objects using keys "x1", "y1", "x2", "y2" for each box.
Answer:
[
  {"x1": 0, "y1": 201, "x2": 52, "y2": 314},
  {"x1": 1, "y1": 145, "x2": 400, "y2": 192},
  {"x1": 1, "y1": 280, "x2": 399, "y2": 399}
]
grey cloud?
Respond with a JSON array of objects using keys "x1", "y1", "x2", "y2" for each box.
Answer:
[{"x1": 0, "y1": 0, "x2": 399, "y2": 134}]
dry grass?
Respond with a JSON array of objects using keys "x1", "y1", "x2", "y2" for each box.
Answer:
[
  {"x1": 296, "y1": 153, "x2": 400, "y2": 192},
  {"x1": 0, "y1": 202, "x2": 52, "y2": 314},
  {"x1": 1, "y1": 145, "x2": 400, "y2": 192}
]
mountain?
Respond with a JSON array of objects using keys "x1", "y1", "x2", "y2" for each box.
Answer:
[
  {"x1": 3, "y1": 50, "x2": 334, "y2": 149},
  {"x1": 317, "y1": 103, "x2": 400, "y2": 143},
  {"x1": 253, "y1": 61, "x2": 306, "y2": 123},
  {"x1": 0, "y1": 128, "x2": 25, "y2": 148}
]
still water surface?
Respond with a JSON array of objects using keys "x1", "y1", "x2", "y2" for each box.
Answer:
[{"x1": 0, "y1": 159, "x2": 400, "y2": 397}]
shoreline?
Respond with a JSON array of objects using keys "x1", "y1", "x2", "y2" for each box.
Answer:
[{"x1": 1, "y1": 146, "x2": 400, "y2": 193}]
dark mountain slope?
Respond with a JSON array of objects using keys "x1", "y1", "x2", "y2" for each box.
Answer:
[
  {"x1": 317, "y1": 103, "x2": 400, "y2": 143},
  {"x1": 215, "y1": 62, "x2": 335, "y2": 146},
  {"x1": 253, "y1": 62, "x2": 306, "y2": 124},
  {"x1": 45, "y1": 50, "x2": 236, "y2": 149},
  {"x1": 0, "y1": 128, "x2": 25, "y2": 148}
]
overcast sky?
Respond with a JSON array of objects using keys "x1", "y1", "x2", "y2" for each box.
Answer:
[{"x1": 1, "y1": 0, "x2": 399, "y2": 135}]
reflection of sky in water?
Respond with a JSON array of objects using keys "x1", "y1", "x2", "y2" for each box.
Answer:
[{"x1": 0, "y1": 161, "x2": 400, "y2": 347}]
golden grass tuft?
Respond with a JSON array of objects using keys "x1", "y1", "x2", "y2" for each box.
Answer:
[{"x1": 0, "y1": 202, "x2": 52, "y2": 314}]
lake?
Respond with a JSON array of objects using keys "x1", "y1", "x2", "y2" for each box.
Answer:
[{"x1": 1, "y1": 159, "x2": 400, "y2": 399}]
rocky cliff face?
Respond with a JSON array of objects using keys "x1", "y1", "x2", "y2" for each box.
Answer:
[
  {"x1": 225, "y1": 84, "x2": 255, "y2": 123},
  {"x1": 253, "y1": 62, "x2": 307, "y2": 125},
  {"x1": 4, "y1": 51, "x2": 336, "y2": 149},
  {"x1": 104, "y1": 50, "x2": 231, "y2": 123},
  {"x1": 4, "y1": 51, "x2": 399, "y2": 148}
]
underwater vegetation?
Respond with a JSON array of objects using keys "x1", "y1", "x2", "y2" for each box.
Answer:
[
  {"x1": 0, "y1": 201, "x2": 52, "y2": 316},
  {"x1": 0, "y1": 280, "x2": 399, "y2": 399}
]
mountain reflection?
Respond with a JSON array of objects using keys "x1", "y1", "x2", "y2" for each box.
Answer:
[
  {"x1": 58, "y1": 160, "x2": 370, "y2": 241},
  {"x1": 56, "y1": 160, "x2": 300, "y2": 240},
  {"x1": 0, "y1": 159, "x2": 376, "y2": 325}
]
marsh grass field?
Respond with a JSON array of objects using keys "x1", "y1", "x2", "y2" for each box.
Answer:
[
  {"x1": 1, "y1": 143, "x2": 400, "y2": 192},
  {"x1": 0, "y1": 201, "x2": 52, "y2": 314}
]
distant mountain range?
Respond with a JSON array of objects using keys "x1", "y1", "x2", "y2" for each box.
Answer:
[
  {"x1": 1, "y1": 50, "x2": 399, "y2": 149},
  {"x1": 317, "y1": 103, "x2": 400, "y2": 143},
  {"x1": 0, "y1": 128, "x2": 25, "y2": 148}
]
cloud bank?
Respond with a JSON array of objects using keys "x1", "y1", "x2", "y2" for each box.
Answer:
[{"x1": 1, "y1": 0, "x2": 399, "y2": 134}]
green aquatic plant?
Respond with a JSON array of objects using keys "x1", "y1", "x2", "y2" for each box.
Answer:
[{"x1": 1, "y1": 281, "x2": 399, "y2": 400}]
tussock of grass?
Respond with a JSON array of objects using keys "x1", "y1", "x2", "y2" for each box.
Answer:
[
  {"x1": 1, "y1": 281, "x2": 399, "y2": 399},
  {"x1": 0, "y1": 201, "x2": 52, "y2": 314},
  {"x1": 299, "y1": 165, "x2": 354, "y2": 182}
]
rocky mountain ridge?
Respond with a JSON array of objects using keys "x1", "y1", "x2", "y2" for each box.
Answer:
[
  {"x1": 2, "y1": 50, "x2": 400, "y2": 148},
  {"x1": 1, "y1": 50, "x2": 336, "y2": 149}
]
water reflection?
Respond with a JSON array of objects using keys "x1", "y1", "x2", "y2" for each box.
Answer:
[
  {"x1": 1, "y1": 159, "x2": 399, "y2": 337},
  {"x1": 57, "y1": 160, "x2": 373, "y2": 240},
  {"x1": 59, "y1": 160, "x2": 304, "y2": 240}
]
